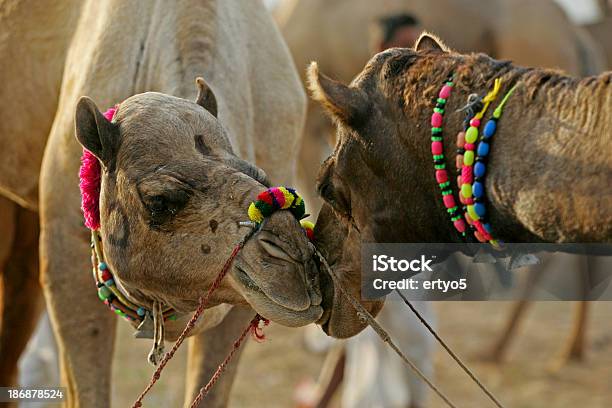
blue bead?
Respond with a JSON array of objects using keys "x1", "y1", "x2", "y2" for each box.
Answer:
[
  {"x1": 483, "y1": 120, "x2": 497, "y2": 139},
  {"x1": 477, "y1": 142, "x2": 490, "y2": 157},
  {"x1": 473, "y1": 181, "x2": 484, "y2": 198},
  {"x1": 137, "y1": 307, "x2": 146, "y2": 317},
  {"x1": 483, "y1": 223, "x2": 492, "y2": 233},
  {"x1": 474, "y1": 202, "x2": 486, "y2": 217},
  {"x1": 104, "y1": 279, "x2": 114, "y2": 287},
  {"x1": 474, "y1": 162, "x2": 487, "y2": 178},
  {"x1": 98, "y1": 262, "x2": 107, "y2": 270}
]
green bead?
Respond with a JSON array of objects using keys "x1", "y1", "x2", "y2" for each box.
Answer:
[
  {"x1": 98, "y1": 286, "x2": 111, "y2": 300},
  {"x1": 434, "y1": 164, "x2": 446, "y2": 170},
  {"x1": 433, "y1": 154, "x2": 444, "y2": 160},
  {"x1": 463, "y1": 150, "x2": 475, "y2": 166},
  {"x1": 434, "y1": 107, "x2": 445, "y2": 114},
  {"x1": 442, "y1": 189, "x2": 452, "y2": 195},
  {"x1": 465, "y1": 127, "x2": 479, "y2": 143},
  {"x1": 446, "y1": 81, "x2": 453, "y2": 86},
  {"x1": 467, "y1": 204, "x2": 480, "y2": 221},
  {"x1": 431, "y1": 136, "x2": 443, "y2": 141},
  {"x1": 437, "y1": 98, "x2": 446, "y2": 105},
  {"x1": 431, "y1": 127, "x2": 442, "y2": 133},
  {"x1": 461, "y1": 183, "x2": 472, "y2": 198},
  {"x1": 168, "y1": 314, "x2": 177, "y2": 321},
  {"x1": 451, "y1": 215, "x2": 462, "y2": 221},
  {"x1": 439, "y1": 181, "x2": 450, "y2": 188}
]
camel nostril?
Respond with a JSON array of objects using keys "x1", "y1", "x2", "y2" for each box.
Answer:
[{"x1": 259, "y1": 238, "x2": 295, "y2": 262}]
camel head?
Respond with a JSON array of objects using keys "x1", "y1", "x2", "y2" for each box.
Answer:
[
  {"x1": 74, "y1": 79, "x2": 323, "y2": 332},
  {"x1": 308, "y1": 34, "x2": 456, "y2": 337}
]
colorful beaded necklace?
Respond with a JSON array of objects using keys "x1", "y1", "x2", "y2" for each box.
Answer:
[
  {"x1": 430, "y1": 77, "x2": 517, "y2": 247},
  {"x1": 461, "y1": 84, "x2": 517, "y2": 247},
  {"x1": 430, "y1": 76, "x2": 467, "y2": 236},
  {"x1": 457, "y1": 79, "x2": 501, "y2": 246}
]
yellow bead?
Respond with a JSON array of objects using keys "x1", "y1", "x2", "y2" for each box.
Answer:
[
  {"x1": 300, "y1": 220, "x2": 315, "y2": 230},
  {"x1": 467, "y1": 204, "x2": 480, "y2": 221},
  {"x1": 463, "y1": 150, "x2": 475, "y2": 166},
  {"x1": 461, "y1": 183, "x2": 472, "y2": 198},
  {"x1": 465, "y1": 127, "x2": 479, "y2": 143}
]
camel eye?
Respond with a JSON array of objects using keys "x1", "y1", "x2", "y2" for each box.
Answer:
[
  {"x1": 143, "y1": 189, "x2": 191, "y2": 227},
  {"x1": 318, "y1": 179, "x2": 351, "y2": 218}
]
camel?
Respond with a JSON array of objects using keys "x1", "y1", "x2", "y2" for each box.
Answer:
[
  {"x1": 0, "y1": 1, "x2": 376, "y2": 406},
  {"x1": 279, "y1": 5, "x2": 607, "y2": 397},
  {"x1": 308, "y1": 31, "x2": 611, "y2": 368},
  {"x1": 276, "y1": 0, "x2": 606, "y2": 217}
]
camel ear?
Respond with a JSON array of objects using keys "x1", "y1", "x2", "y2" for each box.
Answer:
[
  {"x1": 414, "y1": 32, "x2": 449, "y2": 53},
  {"x1": 75, "y1": 97, "x2": 120, "y2": 166},
  {"x1": 307, "y1": 62, "x2": 370, "y2": 128},
  {"x1": 195, "y1": 77, "x2": 218, "y2": 117}
]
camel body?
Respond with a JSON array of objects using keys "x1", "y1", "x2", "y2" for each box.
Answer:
[{"x1": 0, "y1": 1, "x2": 307, "y2": 406}]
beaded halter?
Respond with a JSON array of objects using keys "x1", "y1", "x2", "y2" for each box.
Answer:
[{"x1": 430, "y1": 76, "x2": 518, "y2": 247}]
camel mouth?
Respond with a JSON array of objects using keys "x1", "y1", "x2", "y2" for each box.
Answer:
[{"x1": 231, "y1": 260, "x2": 324, "y2": 327}]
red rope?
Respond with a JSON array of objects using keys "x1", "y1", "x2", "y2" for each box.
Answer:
[
  {"x1": 132, "y1": 229, "x2": 257, "y2": 408},
  {"x1": 189, "y1": 314, "x2": 269, "y2": 408}
]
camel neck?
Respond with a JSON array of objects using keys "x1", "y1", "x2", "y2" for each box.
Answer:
[{"x1": 484, "y1": 72, "x2": 612, "y2": 242}]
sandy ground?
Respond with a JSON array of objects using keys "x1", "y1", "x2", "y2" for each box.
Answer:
[{"x1": 112, "y1": 300, "x2": 612, "y2": 407}]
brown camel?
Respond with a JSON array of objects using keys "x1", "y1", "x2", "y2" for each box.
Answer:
[
  {"x1": 309, "y1": 33, "x2": 611, "y2": 364},
  {"x1": 277, "y1": 0, "x2": 606, "y2": 217},
  {"x1": 0, "y1": 1, "x2": 375, "y2": 406},
  {"x1": 279, "y1": 0, "x2": 607, "y2": 375}
]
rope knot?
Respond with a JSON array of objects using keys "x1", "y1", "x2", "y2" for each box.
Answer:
[{"x1": 250, "y1": 315, "x2": 270, "y2": 342}]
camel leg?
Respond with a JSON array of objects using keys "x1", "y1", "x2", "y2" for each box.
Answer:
[
  {"x1": 552, "y1": 256, "x2": 593, "y2": 368},
  {"x1": 40, "y1": 216, "x2": 117, "y2": 407},
  {"x1": 313, "y1": 347, "x2": 345, "y2": 408},
  {"x1": 183, "y1": 306, "x2": 256, "y2": 408},
  {"x1": 482, "y1": 267, "x2": 545, "y2": 363},
  {"x1": 0, "y1": 199, "x2": 43, "y2": 393}
]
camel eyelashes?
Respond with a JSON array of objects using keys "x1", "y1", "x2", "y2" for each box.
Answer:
[{"x1": 141, "y1": 189, "x2": 192, "y2": 228}]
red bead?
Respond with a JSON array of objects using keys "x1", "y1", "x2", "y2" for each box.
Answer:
[
  {"x1": 431, "y1": 141, "x2": 443, "y2": 155},
  {"x1": 461, "y1": 166, "x2": 473, "y2": 184},
  {"x1": 101, "y1": 270, "x2": 112, "y2": 282},
  {"x1": 456, "y1": 132, "x2": 466, "y2": 148},
  {"x1": 453, "y1": 219, "x2": 466, "y2": 233},
  {"x1": 435, "y1": 169, "x2": 448, "y2": 183},
  {"x1": 443, "y1": 194, "x2": 456, "y2": 208},
  {"x1": 464, "y1": 143, "x2": 475, "y2": 151},
  {"x1": 431, "y1": 113, "x2": 443, "y2": 128},
  {"x1": 474, "y1": 231, "x2": 487, "y2": 242},
  {"x1": 470, "y1": 118, "x2": 481, "y2": 127},
  {"x1": 464, "y1": 197, "x2": 474, "y2": 205},
  {"x1": 439, "y1": 85, "x2": 452, "y2": 99}
]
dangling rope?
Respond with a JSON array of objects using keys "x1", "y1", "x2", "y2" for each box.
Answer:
[
  {"x1": 132, "y1": 228, "x2": 259, "y2": 408},
  {"x1": 394, "y1": 289, "x2": 505, "y2": 408},
  {"x1": 314, "y1": 250, "x2": 459, "y2": 408}
]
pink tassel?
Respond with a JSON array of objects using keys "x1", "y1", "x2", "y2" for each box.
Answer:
[{"x1": 78, "y1": 107, "x2": 117, "y2": 230}]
